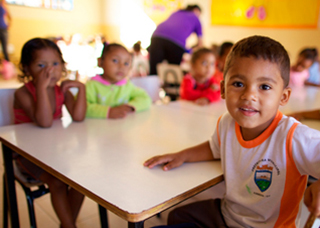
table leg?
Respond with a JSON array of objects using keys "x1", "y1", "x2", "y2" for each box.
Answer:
[
  {"x1": 128, "y1": 221, "x2": 144, "y2": 228},
  {"x1": 2, "y1": 144, "x2": 20, "y2": 227},
  {"x1": 98, "y1": 204, "x2": 109, "y2": 228}
]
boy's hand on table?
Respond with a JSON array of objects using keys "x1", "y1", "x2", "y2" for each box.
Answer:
[
  {"x1": 144, "y1": 152, "x2": 185, "y2": 171},
  {"x1": 304, "y1": 179, "x2": 320, "y2": 217},
  {"x1": 109, "y1": 104, "x2": 134, "y2": 119}
]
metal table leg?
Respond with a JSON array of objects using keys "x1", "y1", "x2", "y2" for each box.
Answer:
[
  {"x1": 2, "y1": 144, "x2": 20, "y2": 227},
  {"x1": 128, "y1": 221, "x2": 144, "y2": 228},
  {"x1": 98, "y1": 204, "x2": 109, "y2": 228}
]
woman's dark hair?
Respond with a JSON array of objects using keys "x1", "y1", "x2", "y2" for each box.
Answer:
[
  {"x1": 185, "y1": 4, "x2": 201, "y2": 12},
  {"x1": 19, "y1": 37, "x2": 66, "y2": 82}
]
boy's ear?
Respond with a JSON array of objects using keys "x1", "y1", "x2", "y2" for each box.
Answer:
[
  {"x1": 220, "y1": 80, "x2": 226, "y2": 99},
  {"x1": 279, "y1": 87, "x2": 291, "y2": 106},
  {"x1": 97, "y1": 58, "x2": 102, "y2": 68}
]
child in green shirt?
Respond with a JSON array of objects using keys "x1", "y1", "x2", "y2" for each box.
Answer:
[{"x1": 86, "y1": 43, "x2": 152, "y2": 119}]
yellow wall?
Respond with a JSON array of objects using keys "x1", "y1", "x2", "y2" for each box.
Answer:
[
  {"x1": 193, "y1": 0, "x2": 320, "y2": 63},
  {"x1": 7, "y1": 0, "x2": 104, "y2": 64}
]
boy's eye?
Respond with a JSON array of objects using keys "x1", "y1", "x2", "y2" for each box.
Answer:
[
  {"x1": 124, "y1": 62, "x2": 130, "y2": 66},
  {"x1": 232, "y1": 81, "x2": 244, "y2": 87},
  {"x1": 112, "y1": 59, "x2": 118, "y2": 63},
  {"x1": 38, "y1": 63, "x2": 45, "y2": 68},
  {"x1": 260, "y1": 84, "x2": 271, "y2": 90},
  {"x1": 53, "y1": 62, "x2": 59, "y2": 66}
]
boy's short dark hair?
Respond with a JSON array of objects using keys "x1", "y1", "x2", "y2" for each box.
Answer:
[
  {"x1": 224, "y1": 36, "x2": 290, "y2": 87},
  {"x1": 100, "y1": 43, "x2": 129, "y2": 59},
  {"x1": 191, "y1": 47, "x2": 214, "y2": 64}
]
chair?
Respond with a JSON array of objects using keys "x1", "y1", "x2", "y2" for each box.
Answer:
[
  {"x1": 0, "y1": 88, "x2": 50, "y2": 228},
  {"x1": 156, "y1": 63, "x2": 184, "y2": 101},
  {"x1": 130, "y1": 75, "x2": 162, "y2": 103}
]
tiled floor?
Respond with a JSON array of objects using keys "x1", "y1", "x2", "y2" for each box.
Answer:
[{"x1": 0, "y1": 76, "x2": 311, "y2": 228}]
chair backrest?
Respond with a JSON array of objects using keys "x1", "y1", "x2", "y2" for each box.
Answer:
[
  {"x1": 0, "y1": 88, "x2": 15, "y2": 127},
  {"x1": 130, "y1": 76, "x2": 161, "y2": 103},
  {"x1": 156, "y1": 63, "x2": 184, "y2": 85}
]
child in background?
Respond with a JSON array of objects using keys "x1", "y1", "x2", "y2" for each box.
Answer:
[
  {"x1": 214, "y1": 41, "x2": 234, "y2": 83},
  {"x1": 179, "y1": 48, "x2": 220, "y2": 106},
  {"x1": 129, "y1": 41, "x2": 149, "y2": 77},
  {"x1": 305, "y1": 49, "x2": 320, "y2": 87},
  {"x1": 290, "y1": 48, "x2": 317, "y2": 86},
  {"x1": 86, "y1": 43, "x2": 151, "y2": 119},
  {"x1": 145, "y1": 36, "x2": 320, "y2": 228},
  {"x1": 14, "y1": 38, "x2": 87, "y2": 228}
]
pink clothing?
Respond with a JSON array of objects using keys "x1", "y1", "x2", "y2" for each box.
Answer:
[
  {"x1": 180, "y1": 74, "x2": 220, "y2": 102},
  {"x1": 289, "y1": 68, "x2": 309, "y2": 86},
  {"x1": 14, "y1": 81, "x2": 65, "y2": 124},
  {"x1": 90, "y1": 75, "x2": 127, "y2": 86}
]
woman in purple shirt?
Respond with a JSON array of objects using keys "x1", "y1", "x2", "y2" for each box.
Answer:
[
  {"x1": 0, "y1": 0, "x2": 11, "y2": 61},
  {"x1": 148, "y1": 4, "x2": 203, "y2": 75}
]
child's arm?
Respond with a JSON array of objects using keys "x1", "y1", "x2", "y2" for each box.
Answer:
[
  {"x1": 288, "y1": 110, "x2": 320, "y2": 121},
  {"x1": 61, "y1": 80, "x2": 86, "y2": 122},
  {"x1": 127, "y1": 83, "x2": 152, "y2": 112},
  {"x1": 304, "y1": 179, "x2": 320, "y2": 217},
  {"x1": 144, "y1": 141, "x2": 215, "y2": 171},
  {"x1": 14, "y1": 67, "x2": 54, "y2": 127},
  {"x1": 108, "y1": 104, "x2": 134, "y2": 119},
  {"x1": 181, "y1": 77, "x2": 220, "y2": 104}
]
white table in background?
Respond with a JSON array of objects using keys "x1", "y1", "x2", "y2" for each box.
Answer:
[{"x1": 1, "y1": 105, "x2": 223, "y2": 228}]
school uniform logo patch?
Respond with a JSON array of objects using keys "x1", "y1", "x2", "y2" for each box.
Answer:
[{"x1": 254, "y1": 165, "x2": 273, "y2": 192}]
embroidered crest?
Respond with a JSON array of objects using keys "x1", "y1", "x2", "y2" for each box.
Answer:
[{"x1": 254, "y1": 165, "x2": 273, "y2": 192}]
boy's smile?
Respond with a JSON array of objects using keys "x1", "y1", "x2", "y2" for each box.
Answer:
[{"x1": 221, "y1": 56, "x2": 291, "y2": 140}]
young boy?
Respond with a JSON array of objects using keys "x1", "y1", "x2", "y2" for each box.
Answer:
[{"x1": 144, "y1": 36, "x2": 320, "y2": 228}]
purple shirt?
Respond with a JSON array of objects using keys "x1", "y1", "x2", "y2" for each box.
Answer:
[
  {"x1": 152, "y1": 10, "x2": 202, "y2": 49},
  {"x1": 0, "y1": 5, "x2": 7, "y2": 29}
]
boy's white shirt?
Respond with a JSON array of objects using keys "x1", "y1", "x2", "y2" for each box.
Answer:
[{"x1": 209, "y1": 111, "x2": 320, "y2": 228}]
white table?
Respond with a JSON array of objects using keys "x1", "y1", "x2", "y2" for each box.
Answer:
[{"x1": 1, "y1": 105, "x2": 223, "y2": 228}]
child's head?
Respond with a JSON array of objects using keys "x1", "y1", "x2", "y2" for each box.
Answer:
[
  {"x1": 19, "y1": 38, "x2": 66, "y2": 83},
  {"x1": 221, "y1": 36, "x2": 291, "y2": 140},
  {"x1": 224, "y1": 35, "x2": 290, "y2": 88},
  {"x1": 99, "y1": 43, "x2": 132, "y2": 84},
  {"x1": 217, "y1": 42, "x2": 234, "y2": 72},
  {"x1": 190, "y1": 48, "x2": 215, "y2": 83},
  {"x1": 292, "y1": 48, "x2": 318, "y2": 72},
  {"x1": 133, "y1": 41, "x2": 142, "y2": 54}
]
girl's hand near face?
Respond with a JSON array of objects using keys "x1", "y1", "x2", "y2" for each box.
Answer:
[
  {"x1": 108, "y1": 104, "x2": 134, "y2": 119},
  {"x1": 34, "y1": 66, "x2": 53, "y2": 90}
]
